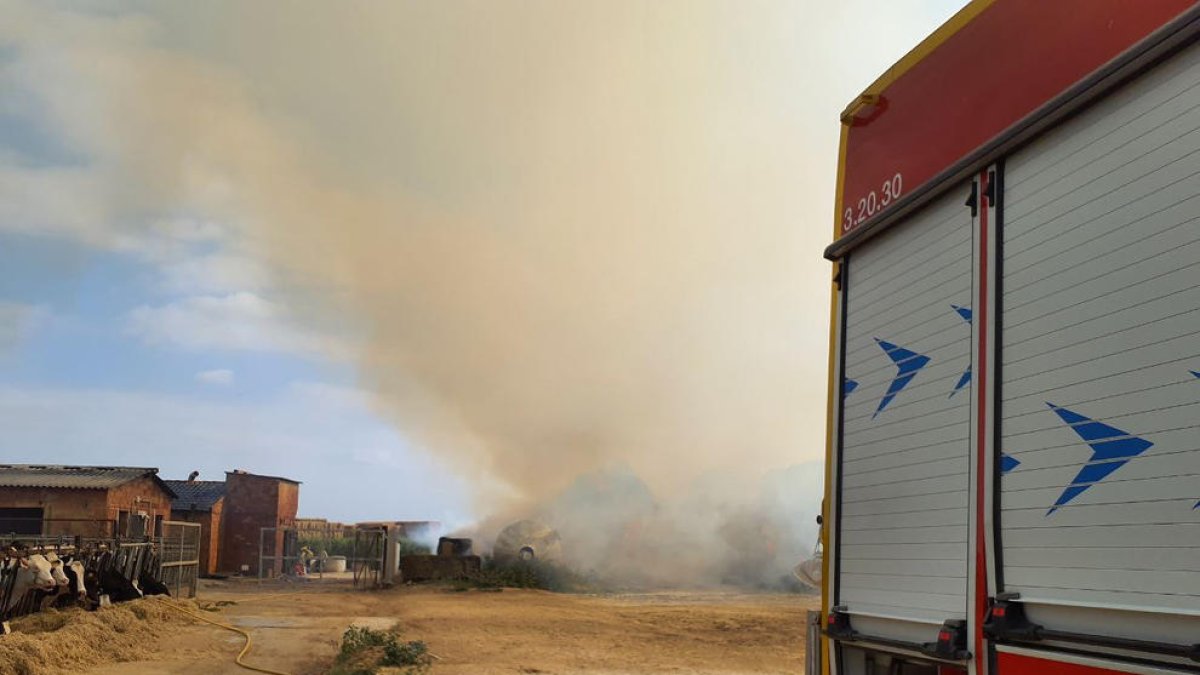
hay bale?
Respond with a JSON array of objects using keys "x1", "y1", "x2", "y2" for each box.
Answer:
[
  {"x1": 493, "y1": 520, "x2": 562, "y2": 564},
  {"x1": 399, "y1": 555, "x2": 481, "y2": 582},
  {"x1": 0, "y1": 599, "x2": 195, "y2": 675}
]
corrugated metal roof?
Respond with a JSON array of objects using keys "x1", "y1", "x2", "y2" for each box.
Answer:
[
  {"x1": 0, "y1": 465, "x2": 175, "y2": 496},
  {"x1": 164, "y1": 480, "x2": 226, "y2": 511}
]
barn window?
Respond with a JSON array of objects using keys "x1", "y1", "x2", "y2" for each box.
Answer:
[{"x1": 0, "y1": 507, "x2": 44, "y2": 535}]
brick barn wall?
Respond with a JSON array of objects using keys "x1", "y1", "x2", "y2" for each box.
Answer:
[
  {"x1": 0, "y1": 487, "x2": 110, "y2": 536},
  {"x1": 103, "y1": 476, "x2": 175, "y2": 537},
  {"x1": 220, "y1": 473, "x2": 299, "y2": 575},
  {"x1": 0, "y1": 477, "x2": 173, "y2": 538},
  {"x1": 208, "y1": 497, "x2": 224, "y2": 576},
  {"x1": 170, "y1": 497, "x2": 223, "y2": 576},
  {"x1": 277, "y1": 482, "x2": 299, "y2": 526}
]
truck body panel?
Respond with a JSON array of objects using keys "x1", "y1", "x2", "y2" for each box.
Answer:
[{"x1": 821, "y1": 2, "x2": 1200, "y2": 673}]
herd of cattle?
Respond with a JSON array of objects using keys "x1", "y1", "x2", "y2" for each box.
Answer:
[{"x1": 1, "y1": 541, "x2": 171, "y2": 621}]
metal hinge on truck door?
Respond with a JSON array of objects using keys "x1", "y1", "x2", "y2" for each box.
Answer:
[
  {"x1": 824, "y1": 606, "x2": 855, "y2": 640},
  {"x1": 920, "y1": 620, "x2": 970, "y2": 661},
  {"x1": 982, "y1": 593, "x2": 1041, "y2": 641}
]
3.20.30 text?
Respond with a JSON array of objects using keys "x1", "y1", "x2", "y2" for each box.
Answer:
[{"x1": 843, "y1": 173, "x2": 903, "y2": 232}]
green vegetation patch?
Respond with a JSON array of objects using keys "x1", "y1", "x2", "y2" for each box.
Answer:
[
  {"x1": 462, "y1": 557, "x2": 602, "y2": 593},
  {"x1": 329, "y1": 625, "x2": 432, "y2": 675}
]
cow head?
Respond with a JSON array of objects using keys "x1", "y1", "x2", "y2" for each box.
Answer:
[
  {"x1": 21, "y1": 555, "x2": 57, "y2": 592},
  {"x1": 65, "y1": 560, "x2": 88, "y2": 600},
  {"x1": 43, "y1": 553, "x2": 70, "y2": 587}
]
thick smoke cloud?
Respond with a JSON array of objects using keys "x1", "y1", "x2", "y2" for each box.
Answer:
[{"x1": 3, "y1": 0, "x2": 959, "y2": 583}]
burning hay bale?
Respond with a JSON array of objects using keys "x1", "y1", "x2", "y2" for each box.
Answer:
[
  {"x1": 399, "y1": 536, "x2": 482, "y2": 583},
  {"x1": 493, "y1": 520, "x2": 562, "y2": 564},
  {"x1": 398, "y1": 555, "x2": 481, "y2": 583}
]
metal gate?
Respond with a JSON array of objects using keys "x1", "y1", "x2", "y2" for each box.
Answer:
[
  {"x1": 351, "y1": 526, "x2": 385, "y2": 589},
  {"x1": 157, "y1": 521, "x2": 200, "y2": 598},
  {"x1": 258, "y1": 525, "x2": 387, "y2": 587},
  {"x1": 258, "y1": 526, "x2": 299, "y2": 578}
]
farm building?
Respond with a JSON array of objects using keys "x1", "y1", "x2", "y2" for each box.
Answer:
[
  {"x1": 219, "y1": 470, "x2": 300, "y2": 576},
  {"x1": 0, "y1": 465, "x2": 176, "y2": 538},
  {"x1": 164, "y1": 476, "x2": 226, "y2": 577}
]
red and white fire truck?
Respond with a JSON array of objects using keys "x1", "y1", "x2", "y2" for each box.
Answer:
[{"x1": 818, "y1": 1, "x2": 1200, "y2": 673}]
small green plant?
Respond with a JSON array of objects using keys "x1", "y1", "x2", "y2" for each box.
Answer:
[
  {"x1": 330, "y1": 625, "x2": 433, "y2": 675},
  {"x1": 382, "y1": 639, "x2": 431, "y2": 668},
  {"x1": 339, "y1": 625, "x2": 391, "y2": 655}
]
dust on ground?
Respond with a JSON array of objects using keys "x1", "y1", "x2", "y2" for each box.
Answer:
[{"x1": 53, "y1": 578, "x2": 816, "y2": 675}]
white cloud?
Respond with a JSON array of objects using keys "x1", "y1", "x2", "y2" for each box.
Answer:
[
  {"x1": 286, "y1": 381, "x2": 373, "y2": 410},
  {"x1": 0, "y1": 302, "x2": 50, "y2": 352},
  {"x1": 156, "y1": 252, "x2": 270, "y2": 296},
  {"x1": 0, "y1": 383, "x2": 471, "y2": 523},
  {"x1": 125, "y1": 292, "x2": 349, "y2": 360},
  {"x1": 195, "y1": 368, "x2": 234, "y2": 385}
]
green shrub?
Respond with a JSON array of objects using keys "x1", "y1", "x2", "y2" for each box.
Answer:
[
  {"x1": 339, "y1": 625, "x2": 391, "y2": 655},
  {"x1": 331, "y1": 625, "x2": 432, "y2": 675},
  {"x1": 382, "y1": 639, "x2": 431, "y2": 668},
  {"x1": 469, "y1": 557, "x2": 599, "y2": 593}
]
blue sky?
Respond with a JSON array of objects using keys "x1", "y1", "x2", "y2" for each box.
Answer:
[
  {"x1": 0, "y1": 179, "x2": 473, "y2": 524},
  {"x1": 0, "y1": 228, "x2": 472, "y2": 523},
  {"x1": 0, "y1": 0, "x2": 966, "y2": 528}
]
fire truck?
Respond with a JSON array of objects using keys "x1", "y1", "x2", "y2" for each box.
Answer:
[{"x1": 817, "y1": 1, "x2": 1200, "y2": 673}]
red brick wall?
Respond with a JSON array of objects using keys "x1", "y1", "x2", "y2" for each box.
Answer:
[
  {"x1": 219, "y1": 473, "x2": 299, "y2": 575},
  {"x1": 0, "y1": 477, "x2": 172, "y2": 538},
  {"x1": 0, "y1": 487, "x2": 109, "y2": 536},
  {"x1": 277, "y1": 482, "x2": 299, "y2": 526},
  {"x1": 170, "y1": 497, "x2": 223, "y2": 576},
  {"x1": 209, "y1": 497, "x2": 224, "y2": 575},
  {"x1": 103, "y1": 476, "x2": 174, "y2": 537}
]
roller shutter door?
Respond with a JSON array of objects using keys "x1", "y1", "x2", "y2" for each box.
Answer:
[
  {"x1": 837, "y1": 184, "x2": 974, "y2": 644},
  {"x1": 999, "y1": 39, "x2": 1200, "y2": 650}
]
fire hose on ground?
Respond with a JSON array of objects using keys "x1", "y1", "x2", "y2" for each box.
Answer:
[{"x1": 149, "y1": 596, "x2": 295, "y2": 675}]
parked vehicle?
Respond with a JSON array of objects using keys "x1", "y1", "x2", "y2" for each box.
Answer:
[{"x1": 815, "y1": 2, "x2": 1200, "y2": 674}]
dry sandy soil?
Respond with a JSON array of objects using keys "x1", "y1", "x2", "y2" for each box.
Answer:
[{"x1": 69, "y1": 578, "x2": 815, "y2": 675}]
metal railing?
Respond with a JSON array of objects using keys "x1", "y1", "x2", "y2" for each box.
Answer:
[
  {"x1": 258, "y1": 525, "x2": 387, "y2": 587},
  {"x1": 157, "y1": 521, "x2": 200, "y2": 599},
  {"x1": 0, "y1": 524, "x2": 201, "y2": 621}
]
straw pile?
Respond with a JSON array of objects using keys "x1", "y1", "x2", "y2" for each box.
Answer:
[{"x1": 0, "y1": 599, "x2": 194, "y2": 675}]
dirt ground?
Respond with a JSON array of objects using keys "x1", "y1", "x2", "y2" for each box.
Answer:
[{"x1": 77, "y1": 578, "x2": 815, "y2": 675}]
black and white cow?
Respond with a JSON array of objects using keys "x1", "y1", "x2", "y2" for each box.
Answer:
[{"x1": 3, "y1": 554, "x2": 58, "y2": 617}]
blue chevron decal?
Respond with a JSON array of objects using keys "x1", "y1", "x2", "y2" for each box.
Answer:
[
  {"x1": 949, "y1": 305, "x2": 972, "y2": 398},
  {"x1": 844, "y1": 378, "x2": 858, "y2": 397},
  {"x1": 1191, "y1": 370, "x2": 1200, "y2": 379},
  {"x1": 873, "y1": 339, "x2": 931, "y2": 418},
  {"x1": 1045, "y1": 403, "x2": 1153, "y2": 515},
  {"x1": 1000, "y1": 453, "x2": 1020, "y2": 474},
  {"x1": 950, "y1": 366, "x2": 972, "y2": 399}
]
